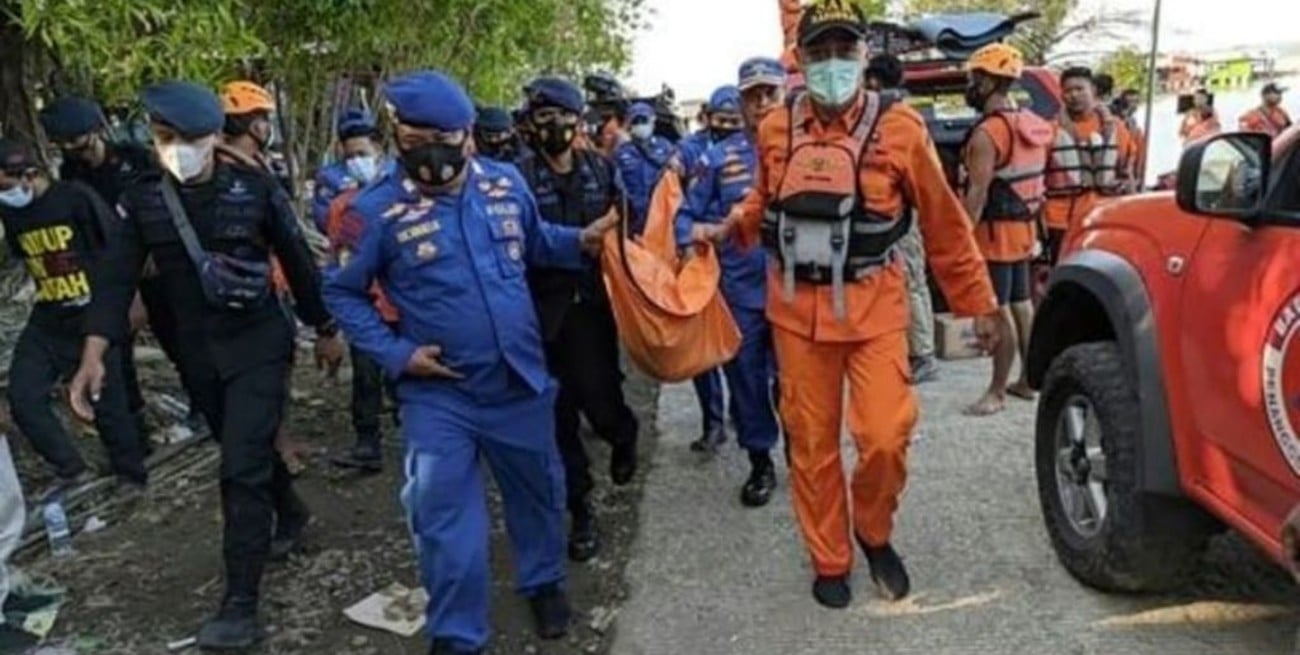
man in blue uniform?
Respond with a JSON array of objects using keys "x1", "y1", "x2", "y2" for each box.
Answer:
[
  {"x1": 473, "y1": 106, "x2": 521, "y2": 163},
  {"x1": 311, "y1": 109, "x2": 382, "y2": 231},
  {"x1": 675, "y1": 58, "x2": 787, "y2": 507},
  {"x1": 323, "y1": 70, "x2": 616, "y2": 655},
  {"x1": 614, "y1": 102, "x2": 672, "y2": 235},
  {"x1": 68, "y1": 81, "x2": 345, "y2": 649},
  {"x1": 516, "y1": 77, "x2": 640, "y2": 564}
]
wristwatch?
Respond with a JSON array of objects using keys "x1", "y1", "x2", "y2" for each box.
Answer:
[{"x1": 316, "y1": 319, "x2": 340, "y2": 339}]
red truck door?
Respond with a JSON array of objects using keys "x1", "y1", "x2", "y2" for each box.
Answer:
[{"x1": 1179, "y1": 139, "x2": 1300, "y2": 558}]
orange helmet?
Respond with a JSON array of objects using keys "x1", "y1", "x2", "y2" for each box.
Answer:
[
  {"x1": 221, "y1": 81, "x2": 276, "y2": 115},
  {"x1": 967, "y1": 43, "x2": 1024, "y2": 80}
]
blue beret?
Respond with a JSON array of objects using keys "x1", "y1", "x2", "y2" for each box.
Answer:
[
  {"x1": 708, "y1": 86, "x2": 742, "y2": 114},
  {"x1": 141, "y1": 81, "x2": 224, "y2": 138},
  {"x1": 629, "y1": 102, "x2": 655, "y2": 121},
  {"x1": 385, "y1": 71, "x2": 475, "y2": 131},
  {"x1": 39, "y1": 97, "x2": 106, "y2": 140},
  {"x1": 739, "y1": 57, "x2": 787, "y2": 91},
  {"x1": 526, "y1": 77, "x2": 585, "y2": 114},
  {"x1": 337, "y1": 108, "x2": 376, "y2": 138},
  {"x1": 476, "y1": 106, "x2": 513, "y2": 132}
]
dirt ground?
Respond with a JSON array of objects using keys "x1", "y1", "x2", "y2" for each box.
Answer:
[{"x1": 9, "y1": 349, "x2": 659, "y2": 655}]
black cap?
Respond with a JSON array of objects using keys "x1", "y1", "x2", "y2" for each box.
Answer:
[
  {"x1": 0, "y1": 138, "x2": 38, "y2": 175},
  {"x1": 1264, "y1": 82, "x2": 1287, "y2": 95},
  {"x1": 798, "y1": 0, "x2": 867, "y2": 47}
]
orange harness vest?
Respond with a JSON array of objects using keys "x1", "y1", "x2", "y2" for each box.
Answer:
[
  {"x1": 760, "y1": 91, "x2": 911, "y2": 320},
  {"x1": 1045, "y1": 109, "x2": 1127, "y2": 198},
  {"x1": 966, "y1": 109, "x2": 1052, "y2": 223},
  {"x1": 1243, "y1": 106, "x2": 1291, "y2": 138}
]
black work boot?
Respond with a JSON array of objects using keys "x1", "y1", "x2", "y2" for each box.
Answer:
[
  {"x1": 196, "y1": 595, "x2": 262, "y2": 650},
  {"x1": 859, "y1": 538, "x2": 911, "y2": 601},
  {"x1": 270, "y1": 490, "x2": 311, "y2": 562},
  {"x1": 609, "y1": 440, "x2": 637, "y2": 486},
  {"x1": 568, "y1": 501, "x2": 600, "y2": 562},
  {"x1": 330, "y1": 436, "x2": 383, "y2": 473},
  {"x1": 528, "y1": 583, "x2": 571, "y2": 640},
  {"x1": 740, "y1": 451, "x2": 777, "y2": 508},
  {"x1": 812, "y1": 574, "x2": 852, "y2": 609},
  {"x1": 429, "y1": 639, "x2": 483, "y2": 655},
  {"x1": 689, "y1": 425, "x2": 726, "y2": 454}
]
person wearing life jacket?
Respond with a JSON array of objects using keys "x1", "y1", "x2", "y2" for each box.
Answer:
[
  {"x1": 615, "y1": 102, "x2": 674, "y2": 235},
  {"x1": 699, "y1": 0, "x2": 1002, "y2": 609},
  {"x1": 676, "y1": 60, "x2": 787, "y2": 503},
  {"x1": 1179, "y1": 88, "x2": 1221, "y2": 145},
  {"x1": 1239, "y1": 82, "x2": 1293, "y2": 139},
  {"x1": 1042, "y1": 67, "x2": 1135, "y2": 263},
  {"x1": 1112, "y1": 88, "x2": 1147, "y2": 186},
  {"x1": 960, "y1": 43, "x2": 1053, "y2": 417}
]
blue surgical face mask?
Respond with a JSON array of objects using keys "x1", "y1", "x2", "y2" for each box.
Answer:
[
  {"x1": 805, "y1": 58, "x2": 863, "y2": 108},
  {"x1": 346, "y1": 155, "x2": 379, "y2": 184},
  {"x1": 0, "y1": 184, "x2": 33, "y2": 209}
]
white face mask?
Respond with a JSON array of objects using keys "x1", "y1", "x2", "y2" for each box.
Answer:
[
  {"x1": 346, "y1": 155, "x2": 380, "y2": 184},
  {"x1": 0, "y1": 184, "x2": 33, "y2": 209},
  {"x1": 157, "y1": 136, "x2": 216, "y2": 182},
  {"x1": 630, "y1": 123, "x2": 654, "y2": 141}
]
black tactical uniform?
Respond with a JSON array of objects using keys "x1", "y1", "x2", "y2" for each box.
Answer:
[
  {"x1": 518, "y1": 144, "x2": 639, "y2": 562},
  {"x1": 85, "y1": 160, "x2": 331, "y2": 640}
]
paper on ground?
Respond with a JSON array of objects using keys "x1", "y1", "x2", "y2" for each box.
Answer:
[{"x1": 343, "y1": 582, "x2": 428, "y2": 637}]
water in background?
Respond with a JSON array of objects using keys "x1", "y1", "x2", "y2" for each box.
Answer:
[{"x1": 1137, "y1": 77, "x2": 1299, "y2": 186}]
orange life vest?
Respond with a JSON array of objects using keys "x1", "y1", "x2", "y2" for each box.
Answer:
[
  {"x1": 1045, "y1": 109, "x2": 1128, "y2": 198},
  {"x1": 1239, "y1": 106, "x2": 1292, "y2": 138},
  {"x1": 967, "y1": 109, "x2": 1053, "y2": 223},
  {"x1": 759, "y1": 91, "x2": 911, "y2": 320}
]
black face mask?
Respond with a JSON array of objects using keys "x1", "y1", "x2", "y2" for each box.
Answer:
[
  {"x1": 964, "y1": 83, "x2": 990, "y2": 111},
  {"x1": 535, "y1": 123, "x2": 577, "y2": 156},
  {"x1": 710, "y1": 127, "x2": 741, "y2": 142},
  {"x1": 478, "y1": 135, "x2": 518, "y2": 161},
  {"x1": 399, "y1": 142, "x2": 466, "y2": 187}
]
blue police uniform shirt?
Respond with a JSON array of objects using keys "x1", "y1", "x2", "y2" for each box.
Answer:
[
  {"x1": 674, "y1": 131, "x2": 766, "y2": 310},
  {"x1": 674, "y1": 130, "x2": 712, "y2": 180},
  {"x1": 312, "y1": 162, "x2": 356, "y2": 230},
  {"x1": 614, "y1": 135, "x2": 673, "y2": 232},
  {"x1": 323, "y1": 158, "x2": 584, "y2": 406}
]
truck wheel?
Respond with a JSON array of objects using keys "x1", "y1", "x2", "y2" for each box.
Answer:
[{"x1": 1036, "y1": 342, "x2": 1215, "y2": 593}]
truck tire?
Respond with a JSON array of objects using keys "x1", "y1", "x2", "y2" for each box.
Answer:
[{"x1": 1036, "y1": 341, "x2": 1215, "y2": 593}]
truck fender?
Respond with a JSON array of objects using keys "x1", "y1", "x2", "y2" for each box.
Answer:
[{"x1": 1027, "y1": 249, "x2": 1182, "y2": 496}]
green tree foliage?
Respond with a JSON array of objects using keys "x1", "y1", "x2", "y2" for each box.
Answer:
[
  {"x1": 1096, "y1": 45, "x2": 1150, "y2": 95},
  {"x1": 2, "y1": 0, "x2": 644, "y2": 181}
]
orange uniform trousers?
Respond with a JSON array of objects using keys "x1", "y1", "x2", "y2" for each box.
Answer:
[{"x1": 775, "y1": 327, "x2": 916, "y2": 576}]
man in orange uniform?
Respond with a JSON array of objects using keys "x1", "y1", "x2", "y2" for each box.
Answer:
[
  {"x1": 1042, "y1": 67, "x2": 1134, "y2": 263},
  {"x1": 959, "y1": 44, "x2": 1053, "y2": 416},
  {"x1": 700, "y1": 0, "x2": 1002, "y2": 608},
  {"x1": 1239, "y1": 82, "x2": 1293, "y2": 139},
  {"x1": 1178, "y1": 88, "x2": 1220, "y2": 145}
]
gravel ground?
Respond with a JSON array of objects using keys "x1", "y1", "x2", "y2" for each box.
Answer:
[{"x1": 614, "y1": 356, "x2": 1300, "y2": 655}]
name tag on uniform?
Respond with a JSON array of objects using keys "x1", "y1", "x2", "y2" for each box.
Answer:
[
  {"x1": 486, "y1": 201, "x2": 521, "y2": 218},
  {"x1": 397, "y1": 220, "x2": 440, "y2": 244}
]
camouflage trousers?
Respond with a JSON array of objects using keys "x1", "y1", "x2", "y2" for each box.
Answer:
[{"x1": 899, "y1": 219, "x2": 935, "y2": 360}]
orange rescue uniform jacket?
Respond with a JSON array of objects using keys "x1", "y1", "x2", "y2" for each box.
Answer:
[
  {"x1": 326, "y1": 189, "x2": 399, "y2": 323},
  {"x1": 735, "y1": 93, "x2": 997, "y2": 343},
  {"x1": 779, "y1": 0, "x2": 803, "y2": 75},
  {"x1": 1043, "y1": 112, "x2": 1134, "y2": 233}
]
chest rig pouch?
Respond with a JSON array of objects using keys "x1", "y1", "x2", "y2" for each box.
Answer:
[
  {"x1": 761, "y1": 91, "x2": 910, "y2": 320},
  {"x1": 160, "y1": 177, "x2": 271, "y2": 312}
]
